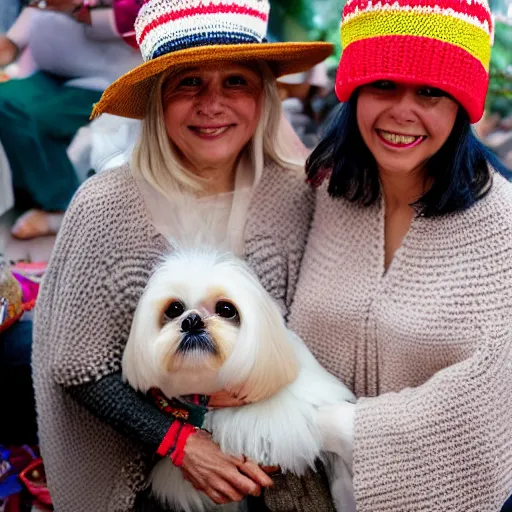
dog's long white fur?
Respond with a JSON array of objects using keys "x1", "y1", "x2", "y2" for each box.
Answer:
[{"x1": 123, "y1": 248, "x2": 356, "y2": 512}]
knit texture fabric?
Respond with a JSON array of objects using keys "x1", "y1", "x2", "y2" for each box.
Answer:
[
  {"x1": 264, "y1": 464, "x2": 336, "y2": 512},
  {"x1": 335, "y1": 0, "x2": 493, "y2": 122},
  {"x1": 289, "y1": 172, "x2": 512, "y2": 511},
  {"x1": 32, "y1": 164, "x2": 335, "y2": 511},
  {"x1": 67, "y1": 372, "x2": 174, "y2": 448},
  {"x1": 136, "y1": 0, "x2": 270, "y2": 61}
]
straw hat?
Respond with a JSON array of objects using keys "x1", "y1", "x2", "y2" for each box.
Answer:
[{"x1": 92, "y1": 0, "x2": 333, "y2": 120}]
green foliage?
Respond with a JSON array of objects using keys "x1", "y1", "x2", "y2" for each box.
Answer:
[
  {"x1": 308, "y1": 0, "x2": 346, "y2": 72},
  {"x1": 487, "y1": 21, "x2": 512, "y2": 116},
  {"x1": 270, "y1": 0, "x2": 315, "y2": 31}
]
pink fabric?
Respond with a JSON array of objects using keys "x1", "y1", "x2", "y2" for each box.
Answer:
[
  {"x1": 113, "y1": 0, "x2": 141, "y2": 48},
  {"x1": 12, "y1": 272, "x2": 40, "y2": 303}
]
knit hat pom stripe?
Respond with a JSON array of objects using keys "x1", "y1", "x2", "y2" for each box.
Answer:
[
  {"x1": 342, "y1": 11, "x2": 491, "y2": 70},
  {"x1": 343, "y1": 0, "x2": 492, "y2": 29}
]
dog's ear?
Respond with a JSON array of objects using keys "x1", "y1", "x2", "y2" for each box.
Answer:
[
  {"x1": 122, "y1": 286, "x2": 163, "y2": 393},
  {"x1": 218, "y1": 285, "x2": 299, "y2": 402}
]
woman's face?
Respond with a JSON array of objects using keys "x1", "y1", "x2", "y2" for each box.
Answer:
[
  {"x1": 356, "y1": 81, "x2": 459, "y2": 177},
  {"x1": 163, "y1": 62, "x2": 263, "y2": 174}
]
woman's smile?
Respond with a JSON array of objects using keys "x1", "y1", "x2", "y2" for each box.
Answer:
[
  {"x1": 188, "y1": 124, "x2": 235, "y2": 138},
  {"x1": 357, "y1": 81, "x2": 459, "y2": 175},
  {"x1": 376, "y1": 129, "x2": 426, "y2": 149}
]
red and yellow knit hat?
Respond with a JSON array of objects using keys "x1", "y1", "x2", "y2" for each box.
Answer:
[{"x1": 335, "y1": 0, "x2": 493, "y2": 123}]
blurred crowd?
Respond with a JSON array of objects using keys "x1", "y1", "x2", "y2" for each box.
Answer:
[
  {"x1": 0, "y1": 0, "x2": 141, "y2": 239},
  {"x1": 474, "y1": 112, "x2": 512, "y2": 171}
]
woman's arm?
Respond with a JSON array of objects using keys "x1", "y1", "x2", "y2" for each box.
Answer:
[
  {"x1": 67, "y1": 371, "x2": 271, "y2": 504},
  {"x1": 2, "y1": 7, "x2": 34, "y2": 64},
  {"x1": 66, "y1": 372, "x2": 173, "y2": 448}
]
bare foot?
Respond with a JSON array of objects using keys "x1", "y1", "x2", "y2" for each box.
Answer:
[{"x1": 11, "y1": 209, "x2": 64, "y2": 240}]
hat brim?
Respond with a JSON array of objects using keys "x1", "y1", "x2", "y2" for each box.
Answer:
[{"x1": 91, "y1": 42, "x2": 333, "y2": 120}]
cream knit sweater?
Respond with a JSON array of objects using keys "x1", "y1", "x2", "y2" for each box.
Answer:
[
  {"x1": 289, "y1": 172, "x2": 512, "y2": 511},
  {"x1": 32, "y1": 163, "x2": 320, "y2": 511}
]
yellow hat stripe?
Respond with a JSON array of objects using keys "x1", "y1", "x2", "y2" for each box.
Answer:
[{"x1": 342, "y1": 11, "x2": 491, "y2": 70}]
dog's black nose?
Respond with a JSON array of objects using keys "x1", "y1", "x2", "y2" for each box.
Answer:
[{"x1": 181, "y1": 313, "x2": 204, "y2": 332}]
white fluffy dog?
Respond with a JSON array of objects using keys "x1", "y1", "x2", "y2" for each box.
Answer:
[{"x1": 123, "y1": 248, "x2": 356, "y2": 512}]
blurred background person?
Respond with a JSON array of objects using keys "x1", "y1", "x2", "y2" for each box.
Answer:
[
  {"x1": 0, "y1": 0, "x2": 141, "y2": 240},
  {"x1": 277, "y1": 62, "x2": 331, "y2": 149}
]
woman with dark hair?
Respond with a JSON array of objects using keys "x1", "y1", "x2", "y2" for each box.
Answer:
[
  {"x1": 289, "y1": 0, "x2": 512, "y2": 510},
  {"x1": 31, "y1": 0, "x2": 337, "y2": 509}
]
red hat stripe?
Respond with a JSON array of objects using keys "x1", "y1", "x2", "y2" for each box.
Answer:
[{"x1": 139, "y1": 4, "x2": 268, "y2": 46}]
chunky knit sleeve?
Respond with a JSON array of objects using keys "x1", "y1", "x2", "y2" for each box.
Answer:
[
  {"x1": 34, "y1": 167, "x2": 179, "y2": 451},
  {"x1": 289, "y1": 174, "x2": 512, "y2": 512},
  {"x1": 353, "y1": 324, "x2": 512, "y2": 511},
  {"x1": 37, "y1": 167, "x2": 166, "y2": 388},
  {"x1": 66, "y1": 372, "x2": 174, "y2": 448},
  {"x1": 42, "y1": 185, "x2": 119, "y2": 386}
]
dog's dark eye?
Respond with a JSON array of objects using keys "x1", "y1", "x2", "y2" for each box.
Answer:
[
  {"x1": 215, "y1": 300, "x2": 239, "y2": 321},
  {"x1": 163, "y1": 300, "x2": 185, "y2": 321}
]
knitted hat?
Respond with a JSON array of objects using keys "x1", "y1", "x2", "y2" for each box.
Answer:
[
  {"x1": 335, "y1": 0, "x2": 493, "y2": 123},
  {"x1": 92, "y1": 0, "x2": 333, "y2": 120}
]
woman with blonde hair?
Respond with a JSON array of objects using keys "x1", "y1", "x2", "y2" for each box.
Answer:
[{"x1": 32, "y1": 0, "x2": 335, "y2": 510}]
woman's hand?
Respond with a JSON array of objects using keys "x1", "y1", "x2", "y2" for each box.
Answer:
[
  {"x1": 207, "y1": 390, "x2": 248, "y2": 408},
  {"x1": 181, "y1": 429, "x2": 273, "y2": 505},
  {"x1": 30, "y1": 0, "x2": 80, "y2": 13}
]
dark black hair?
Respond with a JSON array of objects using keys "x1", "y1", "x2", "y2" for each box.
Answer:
[{"x1": 306, "y1": 94, "x2": 511, "y2": 217}]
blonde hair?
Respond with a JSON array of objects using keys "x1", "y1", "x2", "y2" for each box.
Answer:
[{"x1": 131, "y1": 62, "x2": 304, "y2": 199}]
